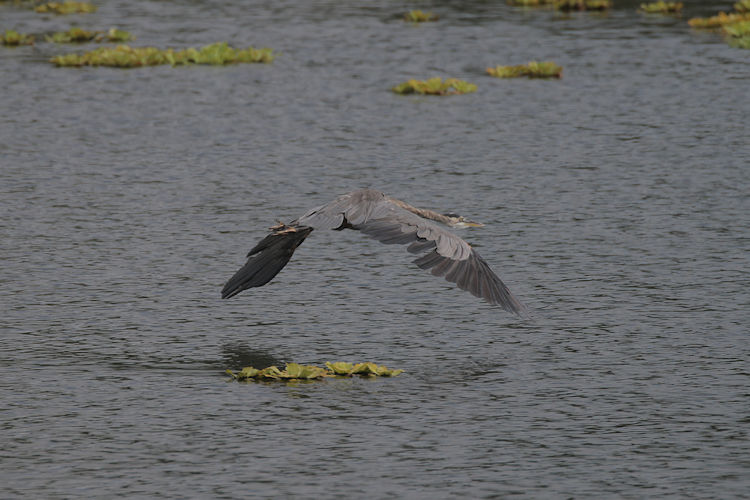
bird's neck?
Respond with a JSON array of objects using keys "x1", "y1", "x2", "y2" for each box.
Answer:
[{"x1": 388, "y1": 197, "x2": 453, "y2": 225}]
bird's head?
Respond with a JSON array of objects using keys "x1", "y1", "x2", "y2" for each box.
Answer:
[{"x1": 444, "y1": 212, "x2": 484, "y2": 228}]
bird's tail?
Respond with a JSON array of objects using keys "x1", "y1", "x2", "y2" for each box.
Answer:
[{"x1": 221, "y1": 224, "x2": 314, "y2": 299}]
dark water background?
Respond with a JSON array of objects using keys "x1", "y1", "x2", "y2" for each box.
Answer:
[{"x1": 1, "y1": 0, "x2": 748, "y2": 497}]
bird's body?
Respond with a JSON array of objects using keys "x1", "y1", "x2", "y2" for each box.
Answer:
[{"x1": 222, "y1": 189, "x2": 525, "y2": 315}]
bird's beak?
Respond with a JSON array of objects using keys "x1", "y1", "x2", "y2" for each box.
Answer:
[{"x1": 456, "y1": 220, "x2": 484, "y2": 228}]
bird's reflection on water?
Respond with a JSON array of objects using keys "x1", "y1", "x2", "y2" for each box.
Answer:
[{"x1": 220, "y1": 342, "x2": 285, "y2": 370}]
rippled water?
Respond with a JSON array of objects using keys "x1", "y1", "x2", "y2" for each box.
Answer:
[{"x1": 2, "y1": 0, "x2": 748, "y2": 497}]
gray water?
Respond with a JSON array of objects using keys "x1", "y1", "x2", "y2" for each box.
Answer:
[{"x1": 1, "y1": 0, "x2": 749, "y2": 498}]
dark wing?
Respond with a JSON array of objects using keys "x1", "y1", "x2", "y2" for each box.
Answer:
[
  {"x1": 349, "y1": 200, "x2": 526, "y2": 315},
  {"x1": 221, "y1": 225, "x2": 313, "y2": 299}
]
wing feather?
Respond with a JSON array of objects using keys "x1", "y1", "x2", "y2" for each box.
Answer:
[
  {"x1": 407, "y1": 239, "x2": 437, "y2": 254},
  {"x1": 430, "y1": 257, "x2": 456, "y2": 277},
  {"x1": 221, "y1": 225, "x2": 313, "y2": 299},
  {"x1": 336, "y1": 193, "x2": 526, "y2": 314}
]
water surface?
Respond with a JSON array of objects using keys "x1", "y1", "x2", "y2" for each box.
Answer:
[{"x1": 1, "y1": 0, "x2": 748, "y2": 497}]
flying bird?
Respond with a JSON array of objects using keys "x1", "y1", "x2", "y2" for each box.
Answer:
[{"x1": 221, "y1": 188, "x2": 525, "y2": 315}]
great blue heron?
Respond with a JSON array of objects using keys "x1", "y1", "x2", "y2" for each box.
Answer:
[{"x1": 221, "y1": 188, "x2": 526, "y2": 315}]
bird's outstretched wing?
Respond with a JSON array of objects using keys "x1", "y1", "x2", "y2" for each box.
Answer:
[
  {"x1": 350, "y1": 198, "x2": 525, "y2": 315},
  {"x1": 222, "y1": 189, "x2": 525, "y2": 315},
  {"x1": 221, "y1": 224, "x2": 313, "y2": 299}
]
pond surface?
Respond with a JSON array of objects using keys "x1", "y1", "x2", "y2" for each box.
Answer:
[{"x1": 1, "y1": 0, "x2": 748, "y2": 497}]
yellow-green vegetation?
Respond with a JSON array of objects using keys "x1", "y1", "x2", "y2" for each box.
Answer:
[
  {"x1": 46, "y1": 27, "x2": 134, "y2": 43},
  {"x1": 226, "y1": 362, "x2": 404, "y2": 381},
  {"x1": 324, "y1": 361, "x2": 403, "y2": 377},
  {"x1": 51, "y1": 42, "x2": 275, "y2": 67},
  {"x1": 723, "y1": 20, "x2": 750, "y2": 37},
  {"x1": 228, "y1": 363, "x2": 329, "y2": 381},
  {"x1": 554, "y1": 0, "x2": 611, "y2": 11},
  {"x1": 638, "y1": 2, "x2": 683, "y2": 14},
  {"x1": 723, "y1": 20, "x2": 750, "y2": 48},
  {"x1": 487, "y1": 61, "x2": 563, "y2": 79},
  {"x1": 1, "y1": 29, "x2": 34, "y2": 46},
  {"x1": 34, "y1": 1, "x2": 97, "y2": 14},
  {"x1": 688, "y1": 0, "x2": 750, "y2": 49},
  {"x1": 392, "y1": 77, "x2": 477, "y2": 95},
  {"x1": 688, "y1": 11, "x2": 750, "y2": 29},
  {"x1": 98, "y1": 28, "x2": 132, "y2": 42},
  {"x1": 47, "y1": 26, "x2": 96, "y2": 42},
  {"x1": 404, "y1": 10, "x2": 439, "y2": 22}
]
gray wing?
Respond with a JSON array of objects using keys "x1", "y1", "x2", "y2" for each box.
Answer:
[
  {"x1": 297, "y1": 189, "x2": 526, "y2": 315},
  {"x1": 293, "y1": 188, "x2": 390, "y2": 229}
]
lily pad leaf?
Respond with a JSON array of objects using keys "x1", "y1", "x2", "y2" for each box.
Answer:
[
  {"x1": 326, "y1": 361, "x2": 355, "y2": 375},
  {"x1": 229, "y1": 361, "x2": 403, "y2": 382}
]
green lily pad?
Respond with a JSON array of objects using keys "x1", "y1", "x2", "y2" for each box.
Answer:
[
  {"x1": 638, "y1": 2, "x2": 683, "y2": 14},
  {"x1": 238, "y1": 367, "x2": 260, "y2": 378},
  {"x1": 283, "y1": 362, "x2": 329, "y2": 380},
  {"x1": 404, "y1": 10, "x2": 439, "y2": 22},
  {"x1": 102, "y1": 28, "x2": 134, "y2": 43},
  {"x1": 723, "y1": 20, "x2": 750, "y2": 37},
  {"x1": 51, "y1": 42, "x2": 275, "y2": 67},
  {"x1": 325, "y1": 361, "x2": 403, "y2": 376},
  {"x1": 229, "y1": 361, "x2": 403, "y2": 382},
  {"x1": 257, "y1": 366, "x2": 283, "y2": 379},
  {"x1": 487, "y1": 61, "x2": 563, "y2": 79},
  {"x1": 688, "y1": 5, "x2": 750, "y2": 48},
  {"x1": 1, "y1": 29, "x2": 34, "y2": 46},
  {"x1": 48, "y1": 27, "x2": 134, "y2": 44},
  {"x1": 46, "y1": 27, "x2": 97, "y2": 43},
  {"x1": 361, "y1": 362, "x2": 403, "y2": 377},
  {"x1": 392, "y1": 77, "x2": 477, "y2": 96},
  {"x1": 325, "y1": 361, "x2": 355, "y2": 375},
  {"x1": 688, "y1": 11, "x2": 750, "y2": 29},
  {"x1": 723, "y1": 20, "x2": 750, "y2": 48},
  {"x1": 351, "y1": 362, "x2": 381, "y2": 375},
  {"x1": 45, "y1": 27, "x2": 135, "y2": 43},
  {"x1": 35, "y1": 1, "x2": 97, "y2": 14}
]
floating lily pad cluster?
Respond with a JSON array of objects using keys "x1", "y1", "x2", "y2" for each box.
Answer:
[
  {"x1": 638, "y1": 2, "x2": 683, "y2": 14},
  {"x1": 392, "y1": 77, "x2": 477, "y2": 95},
  {"x1": 46, "y1": 27, "x2": 133, "y2": 43},
  {"x1": 2, "y1": 0, "x2": 279, "y2": 65},
  {"x1": 51, "y1": 42, "x2": 275, "y2": 67},
  {"x1": 689, "y1": 2, "x2": 750, "y2": 49},
  {"x1": 688, "y1": 11, "x2": 750, "y2": 28},
  {"x1": 723, "y1": 20, "x2": 750, "y2": 48},
  {"x1": 226, "y1": 362, "x2": 404, "y2": 382},
  {"x1": 34, "y1": 1, "x2": 97, "y2": 14},
  {"x1": 404, "y1": 10, "x2": 439, "y2": 23},
  {"x1": 487, "y1": 61, "x2": 563, "y2": 79},
  {"x1": 1, "y1": 29, "x2": 34, "y2": 46},
  {"x1": 325, "y1": 361, "x2": 403, "y2": 376}
]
